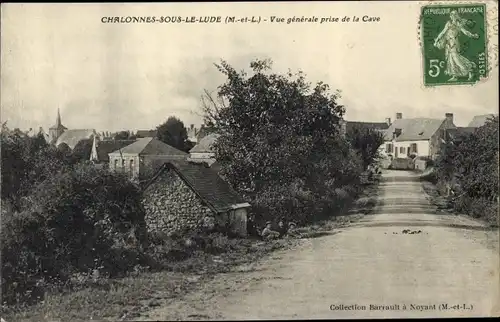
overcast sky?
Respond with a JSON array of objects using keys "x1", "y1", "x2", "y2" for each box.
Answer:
[{"x1": 1, "y1": 1, "x2": 498, "y2": 132}]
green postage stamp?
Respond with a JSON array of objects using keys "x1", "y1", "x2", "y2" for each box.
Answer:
[{"x1": 420, "y1": 3, "x2": 488, "y2": 86}]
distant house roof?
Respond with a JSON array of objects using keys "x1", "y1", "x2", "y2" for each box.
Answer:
[
  {"x1": 135, "y1": 130, "x2": 157, "y2": 138},
  {"x1": 196, "y1": 125, "x2": 218, "y2": 142},
  {"x1": 445, "y1": 127, "x2": 476, "y2": 142},
  {"x1": 345, "y1": 121, "x2": 390, "y2": 133},
  {"x1": 383, "y1": 118, "x2": 448, "y2": 142},
  {"x1": 93, "y1": 139, "x2": 137, "y2": 162},
  {"x1": 55, "y1": 129, "x2": 96, "y2": 149},
  {"x1": 109, "y1": 137, "x2": 187, "y2": 156},
  {"x1": 467, "y1": 114, "x2": 497, "y2": 127},
  {"x1": 37, "y1": 127, "x2": 51, "y2": 143},
  {"x1": 144, "y1": 161, "x2": 250, "y2": 213},
  {"x1": 189, "y1": 133, "x2": 220, "y2": 153}
]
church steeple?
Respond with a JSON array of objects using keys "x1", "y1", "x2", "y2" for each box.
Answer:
[
  {"x1": 49, "y1": 108, "x2": 67, "y2": 144},
  {"x1": 56, "y1": 108, "x2": 62, "y2": 127}
]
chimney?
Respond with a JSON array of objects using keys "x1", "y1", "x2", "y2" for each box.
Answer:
[
  {"x1": 385, "y1": 117, "x2": 391, "y2": 126},
  {"x1": 396, "y1": 113, "x2": 403, "y2": 120},
  {"x1": 445, "y1": 113, "x2": 454, "y2": 125}
]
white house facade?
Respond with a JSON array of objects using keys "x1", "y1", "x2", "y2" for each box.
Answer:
[{"x1": 378, "y1": 112, "x2": 456, "y2": 162}]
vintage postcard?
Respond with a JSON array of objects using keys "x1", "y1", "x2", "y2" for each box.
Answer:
[{"x1": 1, "y1": 1, "x2": 498, "y2": 321}]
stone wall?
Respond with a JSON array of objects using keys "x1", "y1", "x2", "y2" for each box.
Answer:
[
  {"x1": 414, "y1": 158, "x2": 428, "y2": 171},
  {"x1": 390, "y1": 158, "x2": 414, "y2": 170},
  {"x1": 142, "y1": 168, "x2": 214, "y2": 236}
]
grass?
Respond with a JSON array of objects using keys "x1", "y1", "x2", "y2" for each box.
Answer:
[
  {"x1": 1, "y1": 180, "x2": 381, "y2": 322},
  {"x1": 420, "y1": 177, "x2": 499, "y2": 227},
  {"x1": 1, "y1": 239, "x2": 295, "y2": 322}
]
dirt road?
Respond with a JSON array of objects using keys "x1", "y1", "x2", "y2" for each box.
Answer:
[{"x1": 139, "y1": 170, "x2": 499, "y2": 320}]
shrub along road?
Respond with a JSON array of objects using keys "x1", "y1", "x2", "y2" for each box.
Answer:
[{"x1": 139, "y1": 170, "x2": 499, "y2": 320}]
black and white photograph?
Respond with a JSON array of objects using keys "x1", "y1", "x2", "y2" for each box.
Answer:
[{"x1": 1, "y1": 1, "x2": 499, "y2": 320}]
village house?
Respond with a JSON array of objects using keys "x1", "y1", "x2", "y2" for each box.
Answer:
[
  {"x1": 467, "y1": 113, "x2": 498, "y2": 128},
  {"x1": 187, "y1": 133, "x2": 220, "y2": 166},
  {"x1": 108, "y1": 137, "x2": 188, "y2": 181},
  {"x1": 48, "y1": 108, "x2": 97, "y2": 150},
  {"x1": 142, "y1": 161, "x2": 251, "y2": 237},
  {"x1": 89, "y1": 135, "x2": 137, "y2": 167},
  {"x1": 379, "y1": 112, "x2": 456, "y2": 162}
]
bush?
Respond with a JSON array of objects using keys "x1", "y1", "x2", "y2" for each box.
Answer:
[
  {"x1": 1, "y1": 164, "x2": 147, "y2": 305},
  {"x1": 434, "y1": 116, "x2": 498, "y2": 224}
]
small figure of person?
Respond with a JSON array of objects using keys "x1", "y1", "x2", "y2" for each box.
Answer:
[
  {"x1": 286, "y1": 222, "x2": 300, "y2": 238},
  {"x1": 261, "y1": 221, "x2": 280, "y2": 241},
  {"x1": 277, "y1": 219, "x2": 288, "y2": 238}
]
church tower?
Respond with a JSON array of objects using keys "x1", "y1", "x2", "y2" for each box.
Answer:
[{"x1": 48, "y1": 108, "x2": 67, "y2": 144}]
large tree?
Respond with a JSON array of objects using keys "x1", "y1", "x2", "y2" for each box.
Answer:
[
  {"x1": 201, "y1": 59, "x2": 362, "y2": 224},
  {"x1": 156, "y1": 116, "x2": 190, "y2": 152},
  {"x1": 346, "y1": 125, "x2": 385, "y2": 170}
]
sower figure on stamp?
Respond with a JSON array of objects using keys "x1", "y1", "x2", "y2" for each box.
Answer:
[{"x1": 433, "y1": 10, "x2": 479, "y2": 82}]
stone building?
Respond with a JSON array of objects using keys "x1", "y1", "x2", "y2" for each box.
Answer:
[
  {"x1": 142, "y1": 161, "x2": 250, "y2": 237},
  {"x1": 108, "y1": 137, "x2": 187, "y2": 181}
]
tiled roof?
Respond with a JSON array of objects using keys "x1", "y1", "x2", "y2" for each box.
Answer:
[
  {"x1": 189, "y1": 133, "x2": 220, "y2": 153},
  {"x1": 383, "y1": 118, "x2": 447, "y2": 141},
  {"x1": 95, "y1": 139, "x2": 137, "y2": 162},
  {"x1": 110, "y1": 137, "x2": 187, "y2": 156},
  {"x1": 144, "y1": 161, "x2": 250, "y2": 213},
  {"x1": 136, "y1": 130, "x2": 157, "y2": 138},
  {"x1": 55, "y1": 129, "x2": 96, "y2": 150},
  {"x1": 346, "y1": 121, "x2": 389, "y2": 133},
  {"x1": 467, "y1": 114, "x2": 497, "y2": 127}
]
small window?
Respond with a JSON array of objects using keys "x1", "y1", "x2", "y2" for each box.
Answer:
[
  {"x1": 400, "y1": 147, "x2": 405, "y2": 153},
  {"x1": 114, "y1": 159, "x2": 118, "y2": 169},
  {"x1": 411, "y1": 143, "x2": 418, "y2": 153},
  {"x1": 418, "y1": 131, "x2": 424, "y2": 135},
  {"x1": 385, "y1": 143, "x2": 393, "y2": 153},
  {"x1": 121, "y1": 159, "x2": 125, "y2": 171}
]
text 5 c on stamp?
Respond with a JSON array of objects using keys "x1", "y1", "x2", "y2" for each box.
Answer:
[{"x1": 420, "y1": 4, "x2": 488, "y2": 86}]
